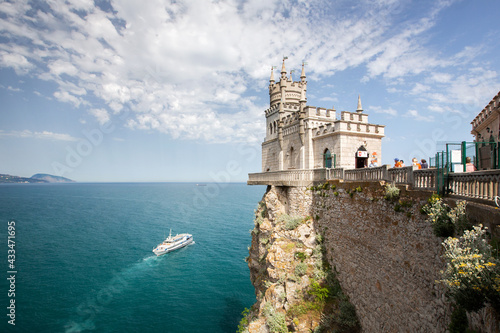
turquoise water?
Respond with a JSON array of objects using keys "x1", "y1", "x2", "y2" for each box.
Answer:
[{"x1": 0, "y1": 183, "x2": 265, "y2": 332}]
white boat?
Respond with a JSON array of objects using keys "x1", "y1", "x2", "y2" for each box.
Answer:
[{"x1": 153, "y1": 230, "x2": 194, "y2": 256}]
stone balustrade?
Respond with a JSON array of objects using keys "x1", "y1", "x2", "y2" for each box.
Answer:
[
  {"x1": 413, "y1": 168, "x2": 437, "y2": 191},
  {"x1": 448, "y1": 169, "x2": 500, "y2": 201},
  {"x1": 344, "y1": 165, "x2": 389, "y2": 181},
  {"x1": 248, "y1": 166, "x2": 500, "y2": 206}
]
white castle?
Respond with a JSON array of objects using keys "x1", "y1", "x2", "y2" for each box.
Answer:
[{"x1": 261, "y1": 58, "x2": 385, "y2": 172}]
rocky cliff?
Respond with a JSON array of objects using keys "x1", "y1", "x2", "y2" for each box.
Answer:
[{"x1": 243, "y1": 185, "x2": 360, "y2": 333}]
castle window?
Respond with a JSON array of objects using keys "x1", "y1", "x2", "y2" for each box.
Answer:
[{"x1": 323, "y1": 149, "x2": 332, "y2": 168}]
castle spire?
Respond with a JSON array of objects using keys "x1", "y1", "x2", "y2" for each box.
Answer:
[
  {"x1": 289, "y1": 70, "x2": 293, "y2": 81},
  {"x1": 270, "y1": 66, "x2": 275, "y2": 84},
  {"x1": 356, "y1": 94, "x2": 363, "y2": 113},
  {"x1": 281, "y1": 56, "x2": 287, "y2": 80},
  {"x1": 301, "y1": 62, "x2": 306, "y2": 83}
]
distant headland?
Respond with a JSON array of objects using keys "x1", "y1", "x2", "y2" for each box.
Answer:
[{"x1": 0, "y1": 173, "x2": 75, "y2": 183}]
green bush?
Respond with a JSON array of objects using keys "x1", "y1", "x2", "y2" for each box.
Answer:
[
  {"x1": 309, "y1": 280, "x2": 330, "y2": 302},
  {"x1": 237, "y1": 308, "x2": 251, "y2": 333},
  {"x1": 337, "y1": 299, "x2": 359, "y2": 328},
  {"x1": 277, "y1": 214, "x2": 304, "y2": 230},
  {"x1": 263, "y1": 303, "x2": 288, "y2": 333},
  {"x1": 295, "y1": 252, "x2": 307, "y2": 261},
  {"x1": 440, "y1": 225, "x2": 500, "y2": 313},
  {"x1": 384, "y1": 183, "x2": 400, "y2": 201},
  {"x1": 295, "y1": 262, "x2": 308, "y2": 276},
  {"x1": 422, "y1": 197, "x2": 471, "y2": 238}
]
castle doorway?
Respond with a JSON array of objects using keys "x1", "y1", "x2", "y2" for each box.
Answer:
[{"x1": 355, "y1": 146, "x2": 368, "y2": 168}]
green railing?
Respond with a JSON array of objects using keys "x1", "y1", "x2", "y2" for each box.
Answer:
[{"x1": 435, "y1": 141, "x2": 499, "y2": 195}]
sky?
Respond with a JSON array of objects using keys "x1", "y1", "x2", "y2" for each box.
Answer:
[{"x1": 0, "y1": 0, "x2": 499, "y2": 182}]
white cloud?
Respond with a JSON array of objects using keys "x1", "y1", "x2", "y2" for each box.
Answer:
[
  {"x1": 430, "y1": 72, "x2": 452, "y2": 83},
  {"x1": 410, "y1": 83, "x2": 430, "y2": 95},
  {"x1": 0, "y1": 130, "x2": 78, "y2": 141},
  {"x1": 0, "y1": 0, "x2": 497, "y2": 144},
  {"x1": 6, "y1": 86, "x2": 22, "y2": 92},
  {"x1": 371, "y1": 106, "x2": 398, "y2": 116},
  {"x1": 0, "y1": 52, "x2": 33, "y2": 74},
  {"x1": 404, "y1": 109, "x2": 434, "y2": 122},
  {"x1": 88, "y1": 108, "x2": 110, "y2": 125}
]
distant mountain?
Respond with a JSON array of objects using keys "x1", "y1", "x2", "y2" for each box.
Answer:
[
  {"x1": 0, "y1": 173, "x2": 75, "y2": 183},
  {"x1": 31, "y1": 174, "x2": 75, "y2": 183}
]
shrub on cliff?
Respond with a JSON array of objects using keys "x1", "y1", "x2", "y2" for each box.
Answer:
[
  {"x1": 277, "y1": 214, "x2": 304, "y2": 230},
  {"x1": 337, "y1": 298, "x2": 360, "y2": 329},
  {"x1": 263, "y1": 302, "x2": 288, "y2": 333},
  {"x1": 422, "y1": 196, "x2": 471, "y2": 238},
  {"x1": 295, "y1": 262, "x2": 308, "y2": 277},
  {"x1": 383, "y1": 183, "x2": 400, "y2": 201},
  {"x1": 439, "y1": 225, "x2": 500, "y2": 313}
]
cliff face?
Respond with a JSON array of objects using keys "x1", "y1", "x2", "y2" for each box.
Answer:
[{"x1": 245, "y1": 182, "x2": 499, "y2": 333}]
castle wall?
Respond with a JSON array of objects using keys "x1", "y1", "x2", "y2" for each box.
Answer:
[
  {"x1": 262, "y1": 140, "x2": 280, "y2": 172},
  {"x1": 281, "y1": 128, "x2": 303, "y2": 170}
]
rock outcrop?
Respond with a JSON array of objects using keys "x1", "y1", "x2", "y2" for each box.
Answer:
[{"x1": 244, "y1": 185, "x2": 360, "y2": 333}]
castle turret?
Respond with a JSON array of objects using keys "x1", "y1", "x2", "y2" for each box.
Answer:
[{"x1": 269, "y1": 66, "x2": 275, "y2": 84}]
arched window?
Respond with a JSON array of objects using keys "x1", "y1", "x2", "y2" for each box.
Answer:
[
  {"x1": 269, "y1": 123, "x2": 273, "y2": 134},
  {"x1": 289, "y1": 147, "x2": 294, "y2": 169},
  {"x1": 323, "y1": 149, "x2": 332, "y2": 168}
]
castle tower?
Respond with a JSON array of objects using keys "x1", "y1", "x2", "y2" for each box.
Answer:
[{"x1": 298, "y1": 63, "x2": 307, "y2": 168}]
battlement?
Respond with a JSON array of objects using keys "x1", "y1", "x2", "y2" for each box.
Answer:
[{"x1": 308, "y1": 120, "x2": 384, "y2": 139}]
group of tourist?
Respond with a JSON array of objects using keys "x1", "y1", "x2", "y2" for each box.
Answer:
[
  {"x1": 391, "y1": 156, "x2": 477, "y2": 172},
  {"x1": 393, "y1": 158, "x2": 429, "y2": 169},
  {"x1": 366, "y1": 156, "x2": 476, "y2": 172}
]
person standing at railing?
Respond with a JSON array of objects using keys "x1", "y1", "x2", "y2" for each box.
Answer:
[
  {"x1": 394, "y1": 158, "x2": 402, "y2": 168},
  {"x1": 412, "y1": 158, "x2": 421, "y2": 169},
  {"x1": 465, "y1": 156, "x2": 476, "y2": 172},
  {"x1": 420, "y1": 159, "x2": 428, "y2": 169}
]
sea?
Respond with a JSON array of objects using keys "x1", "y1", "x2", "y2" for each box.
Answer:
[{"x1": 0, "y1": 182, "x2": 266, "y2": 333}]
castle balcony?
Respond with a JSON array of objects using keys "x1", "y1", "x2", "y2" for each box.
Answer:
[{"x1": 248, "y1": 166, "x2": 500, "y2": 206}]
